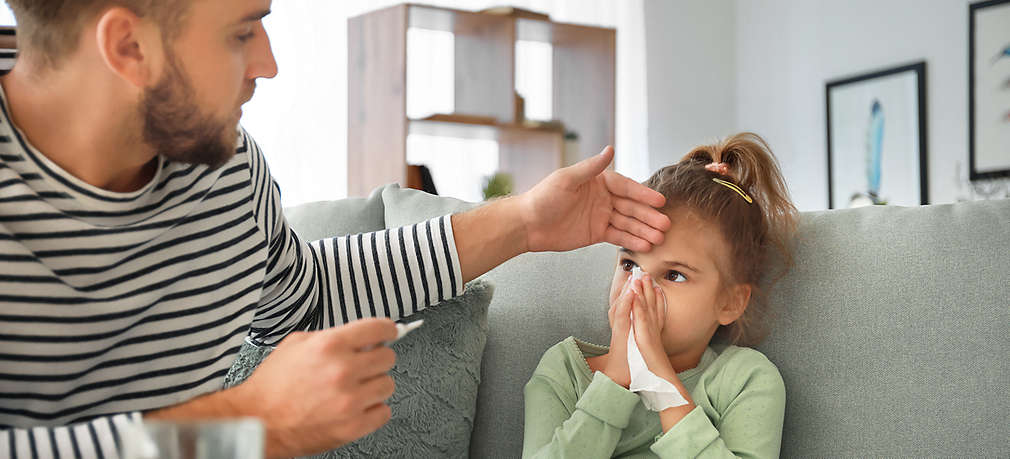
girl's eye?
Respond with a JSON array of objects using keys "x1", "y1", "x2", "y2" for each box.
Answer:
[
  {"x1": 620, "y1": 259, "x2": 637, "y2": 272},
  {"x1": 666, "y1": 270, "x2": 687, "y2": 283}
]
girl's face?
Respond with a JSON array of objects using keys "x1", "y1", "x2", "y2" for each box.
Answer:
[{"x1": 607, "y1": 209, "x2": 750, "y2": 361}]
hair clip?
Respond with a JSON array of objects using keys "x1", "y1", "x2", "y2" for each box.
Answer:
[
  {"x1": 712, "y1": 178, "x2": 753, "y2": 204},
  {"x1": 705, "y1": 162, "x2": 730, "y2": 176}
]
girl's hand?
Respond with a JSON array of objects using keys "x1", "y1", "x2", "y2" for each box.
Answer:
[
  {"x1": 631, "y1": 276, "x2": 676, "y2": 380},
  {"x1": 602, "y1": 276, "x2": 635, "y2": 388}
]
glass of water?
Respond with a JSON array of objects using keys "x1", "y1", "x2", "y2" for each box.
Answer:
[{"x1": 121, "y1": 418, "x2": 264, "y2": 459}]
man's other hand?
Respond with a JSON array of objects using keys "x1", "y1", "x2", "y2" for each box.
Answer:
[{"x1": 235, "y1": 319, "x2": 398, "y2": 459}]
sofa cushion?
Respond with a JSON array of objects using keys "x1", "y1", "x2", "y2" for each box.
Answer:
[
  {"x1": 224, "y1": 280, "x2": 493, "y2": 459},
  {"x1": 381, "y1": 184, "x2": 478, "y2": 228},
  {"x1": 284, "y1": 185, "x2": 386, "y2": 241},
  {"x1": 756, "y1": 200, "x2": 1010, "y2": 457},
  {"x1": 320, "y1": 280, "x2": 493, "y2": 458}
]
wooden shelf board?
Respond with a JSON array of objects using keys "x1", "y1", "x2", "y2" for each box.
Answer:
[
  {"x1": 404, "y1": 3, "x2": 613, "y2": 37},
  {"x1": 408, "y1": 116, "x2": 564, "y2": 141}
]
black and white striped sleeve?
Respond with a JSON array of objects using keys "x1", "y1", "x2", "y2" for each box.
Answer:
[
  {"x1": 244, "y1": 136, "x2": 464, "y2": 345},
  {"x1": 0, "y1": 413, "x2": 142, "y2": 459}
]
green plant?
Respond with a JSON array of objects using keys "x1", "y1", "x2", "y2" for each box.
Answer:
[{"x1": 482, "y1": 172, "x2": 514, "y2": 201}]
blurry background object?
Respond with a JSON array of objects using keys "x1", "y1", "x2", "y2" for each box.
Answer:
[
  {"x1": 482, "y1": 171, "x2": 513, "y2": 200},
  {"x1": 969, "y1": 0, "x2": 1010, "y2": 181},
  {"x1": 406, "y1": 164, "x2": 440, "y2": 195},
  {"x1": 826, "y1": 62, "x2": 927, "y2": 209}
]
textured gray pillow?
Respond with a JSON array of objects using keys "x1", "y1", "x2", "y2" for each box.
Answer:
[{"x1": 224, "y1": 280, "x2": 494, "y2": 459}]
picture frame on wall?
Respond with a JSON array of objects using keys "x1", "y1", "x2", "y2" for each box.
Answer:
[
  {"x1": 969, "y1": 0, "x2": 1010, "y2": 180},
  {"x1": 825, "y1": 62, "x2": 928, "y2": 209}
]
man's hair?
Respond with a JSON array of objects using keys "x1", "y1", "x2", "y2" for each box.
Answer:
[{"x1": 6, "y1": 0, "x2": 190, "y2": 70}]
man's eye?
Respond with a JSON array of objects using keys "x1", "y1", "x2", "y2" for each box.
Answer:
[
  {"x1": 666, "y1": 271, "x2": 687, "y2": 283},
  {"x1": 620, "y1": 259, "x2": 636, "y2": 272},
  {"x1": 237, "y1": 31, "x2": 256, "y2": 42}
]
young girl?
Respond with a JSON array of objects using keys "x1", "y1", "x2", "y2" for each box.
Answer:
[{"x1": 522, "y1": 133, "x2": 798, "y2": 458}]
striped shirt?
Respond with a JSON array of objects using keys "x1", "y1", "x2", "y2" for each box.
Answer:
[{"x1": 0, "y1": 88, "x2": 464, "y2": 458}]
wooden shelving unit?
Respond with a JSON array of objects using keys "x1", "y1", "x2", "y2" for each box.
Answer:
[
  {"x1": 347, "y1": 3, "x2": 615, "y2": 197},
  {"x1": 0, "y1": 27, "x2": 16, "y2": 76}
]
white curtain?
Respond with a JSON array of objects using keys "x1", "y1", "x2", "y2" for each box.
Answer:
[{"x1": 239, "y1": 0, "x2": 650, "y2": 205}]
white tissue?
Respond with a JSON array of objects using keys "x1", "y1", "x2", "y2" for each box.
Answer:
[{"x1": 627, "y1": 267, "x2": 688, "y2": 411}]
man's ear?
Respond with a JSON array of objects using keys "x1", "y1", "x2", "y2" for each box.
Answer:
[
  {"x1": 717, "y1": 283, "x2": 751, "y2": 326},
  {"x1": 94, "y1": 7, "x2": 161, "y2": 88}
]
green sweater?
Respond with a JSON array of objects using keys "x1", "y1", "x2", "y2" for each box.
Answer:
[{"x1": 522, "y1": 337, "x2": 785, "y2": 458}]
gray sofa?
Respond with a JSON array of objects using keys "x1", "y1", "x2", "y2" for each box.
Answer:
[{"x1": 250, "y1": 185, "x2": 1010, "y2": 458}]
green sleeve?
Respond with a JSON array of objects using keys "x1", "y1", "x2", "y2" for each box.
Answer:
[
  {"x1": 648, "y1": 357, "x2": 786, "y2": 459},
  {"x1": 522, "y1": 371, "x2": 642, "y2": 459}
]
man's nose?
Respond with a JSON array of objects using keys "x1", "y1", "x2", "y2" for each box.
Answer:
[{"x1": 249, "y1": 25, "x2": 279, "y2": 80}]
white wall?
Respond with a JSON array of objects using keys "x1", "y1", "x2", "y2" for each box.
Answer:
[
  {"x1": 644, "y1": 0, "x2": 738, "y2": 173},
  {"x1": 642, "y1": 0, "x2": 1007, "y2": 211},
  {"x1": 734, "y1": 0, "x2": 982, "y2": 210},
  {"x1": 0, "y1": 6, "x2": 13, "y2": 26}
]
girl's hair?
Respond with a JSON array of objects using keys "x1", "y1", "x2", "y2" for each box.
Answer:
[{"x1": 643, "y1": 132, "x2": 798, "y2": 346}]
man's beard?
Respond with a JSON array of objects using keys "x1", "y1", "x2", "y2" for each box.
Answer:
[{"x1": 140, "y1": 51, "x2": 239, "y2": 169}]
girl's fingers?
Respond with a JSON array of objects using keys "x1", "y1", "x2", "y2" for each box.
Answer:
[
  {"x1": 620, "y1": 286, "x2": 635, "y2": 318},
  {"x1": 631, "y1": 298, "x2": 652, "y2": 343},
  {"x1": 613, "y1": 286, "x2": 634, "y2": 330},
  {"x1": 654, "y1": 286, "x2": 666, "y2": 331},
  {"x1": 609, "y1": 277, "x2": 632, "y2": 323},
  {"x1": 641, "y1": 275, "x2": 655, "y2": 310}
]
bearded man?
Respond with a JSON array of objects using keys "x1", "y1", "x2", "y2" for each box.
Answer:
[{"x1": 0, "y1": 1, "x2": 670, "y2": 457}]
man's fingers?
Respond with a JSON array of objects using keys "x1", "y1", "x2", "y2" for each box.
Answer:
[
  {"x1": 604, "y1": 226, "x2": 652, "y2": 253},
  {"x1": 612, "y1": 197, "x2": 672, "y2": 234},
  {"x1": 610, "y1": 213, "x2": 665, "y2": 246},
  {"x1": 361, "y1": 403, "x2": 393, "y2": 434},
  {"x1": 602, "y1": 169, "x2": 667, "y2": 210},
  {"x1": 562, "y1": 146, "x2": 614, "y2": 185},
  {"x1": 359, "y1": 373, "x2": 397, "y2": 407},
  {"x1": 325, "y1": 318, "x2": 398, "y2": 351},
  {"x1": 347, "y1": 346, "x2": 397, "y2": 382},
  {"x1": 337, "y1": 403, "x2": 393, "y2": 444}
]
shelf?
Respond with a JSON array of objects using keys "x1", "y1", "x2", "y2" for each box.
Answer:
[
  {"x1": 409, "y1": 115, "x2": 564, "y2": 141},
  {"x1": 348, "y1": 3, "x2": 614, "y2": 198},
  {"x1": 0, "y1": 26, "x2": 15, "y2": 52}
]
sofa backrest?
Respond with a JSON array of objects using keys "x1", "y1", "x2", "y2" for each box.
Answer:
[
  {"x1": 756, "y1": 200, "x2": 1009, "y2": 457},
  {"x1": 290, "y1": 186, "x2": 1010, "y2": 458}
]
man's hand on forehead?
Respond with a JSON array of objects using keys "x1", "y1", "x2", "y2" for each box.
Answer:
[{"x1": 518, "y1": 145, "x2": 671, "y2": 254}]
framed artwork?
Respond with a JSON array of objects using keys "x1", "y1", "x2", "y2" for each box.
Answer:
[
  {"x1": 969, "y1": 0, "x2": 1010, "y2": 180},
  {"x1": 826, "y1": 62, "x2": 928, "y2": 209}
]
